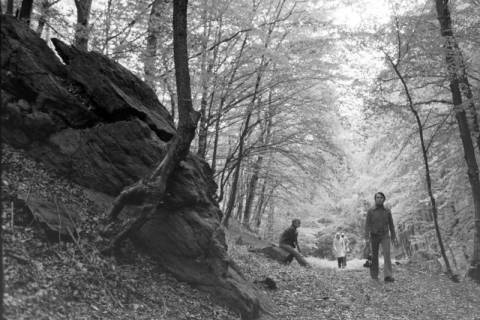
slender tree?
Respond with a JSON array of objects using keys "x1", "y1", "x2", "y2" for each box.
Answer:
[
  {"x1": 6, "y1": 0, "x2": 14, "y2": 15},
  {"x1": 384, "y1": 48, "x2": 454, "y2": 279},
  {"x1": 143, "y1": 0, "x2": 165, "y2": 89},
  {"x1": 105, "y1": 0, "x2": 200, "y2": 251},
  {"x1": 434, "y1": 0, "x2": 480, "y2": 282},
  {"x1": 74, "y1": 0, "x2": 93, "y2": 51}
]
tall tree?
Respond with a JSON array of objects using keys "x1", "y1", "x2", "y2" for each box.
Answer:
[
  {"x1": 434, "y1": 0, "x2": 480, "y2": 282},
  {"x1": 383, "y1": 44, "x2": 454, "y2": 279},
  {"x1": 143, "y1": 0, "x2": 165, "y2": 89},
  {"x1": 74, "y1": 0, "x2": 93, "y2": 51},
  {"x1": 106, "y1": 0, "x2": 200, "y2": 250}
]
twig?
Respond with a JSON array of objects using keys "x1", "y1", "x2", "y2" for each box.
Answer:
[{"x1": 5, "y1": 250, "x2": 30, "y2": 264}]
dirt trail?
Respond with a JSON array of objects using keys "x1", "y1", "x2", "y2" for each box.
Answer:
[{"x1": 233, "y1": 248, "x2": 480, "y2": 320}]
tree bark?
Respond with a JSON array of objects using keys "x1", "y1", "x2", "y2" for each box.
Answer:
[
  {"x1": 252, "y1": 178, "x2": 267, "y2": 229},
  {"x1": 0, "y1": 188, "x2": 3, "y2": 320},
  {"x1": 73, "y1": 0, "x2": 93, "y2": 51},
  {"x1": 6, "y1": 0, "x2": 14, "y2": 15},
  {"x1": 143, "y1": 0, "x2": 164, "y2": 89},
  {"x1": 196, "y1": 0, "x2": 213, "y2": 159},
  {"x1": 36, "y1": 0, "x2": 49, "y2": 36},
  {"x1": 242, "y1": 156, "x2": 262, "y2": 227},
  {"x1": 434, "y1": 0, "x2": 480, "y2": 283},
  {"x1": 103, "y1": 0, "x2": 113, "y2": 55},
  {"x1": 18, "y1": 0, "x2": 33, "y2": 25}
]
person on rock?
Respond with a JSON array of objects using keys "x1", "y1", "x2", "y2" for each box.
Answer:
[
  {"x1": 365, "y1": 192, "x2": 398, "y2": 282},
  {"x1": 333, "y1": 232, "x2": 346, "y2": 269},
  {"x1": 279, "y1": 218, "x2": 310, "y2": 267}
]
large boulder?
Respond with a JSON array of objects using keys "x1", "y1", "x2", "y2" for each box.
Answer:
[{"x1": 1, "y1": 15, "x2": 270, "y2": 319}]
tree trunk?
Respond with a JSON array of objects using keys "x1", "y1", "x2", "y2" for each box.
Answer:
[
  {"x1": 36, "y1": 0, "x2": 48, "y2": 36},
  {"x1": 36, "y1": 0, "x2": 59, "y2": 36},
  {"x1": 103, "y1": 0, "x2": 113, "y2": 55},
  {"x1": 143, "y1": 0, "x2": 164, "y2": 89},
  {"x1": 196, "y1": 1, "x2": 212, "y2": 159},
  {"x1": 222, "y1": 140, "x2": 245, "y2": 227},
  {"x1": 386, "y1": 52, "x2": 454, "y2": 279},
  {"x1": 6, "y1": 0, "x2": 14, "y2": 15},
  {"x1": 252, "y1": 178, "x2": 267, "y2": 229},
  {"x1": 234, "y1": 173, "x2": 245, "y2": 221},
  {"x1": 242, "y1": 156, "x2": 263, "y2": 227},
  {"x1": 0, "y1": 188, "x2": 3, "y2": 320},
  {"x1": 435, "y1": 0, "x2": 480, "y2": 283},
  {"x1": 18, "y1": 0, "x2": 33, "y2": 25},
  {"x1": 73, "y1": 0, "x2": 93, "y2": 51},
  {"x1": 106, "y1": 0, "x2": 200, "y2": 245}
]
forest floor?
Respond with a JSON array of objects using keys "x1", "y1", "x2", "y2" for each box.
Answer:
[
  {"x1": 2, "y1": 145, "x2": 480, "y2": 320},
  {"x1": 231, "y1": 246, "x2": 480, "y2": 320}
]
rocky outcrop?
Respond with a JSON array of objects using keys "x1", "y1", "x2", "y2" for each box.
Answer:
[{"x1": 1, "y1": 15, "x2": 269, "y2": 319}]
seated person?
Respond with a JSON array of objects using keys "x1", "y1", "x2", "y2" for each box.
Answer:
[{"x1": 279, "y1": 219, "x2": 309, "y2": 267}]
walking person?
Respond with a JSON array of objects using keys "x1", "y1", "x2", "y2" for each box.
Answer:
[
  {"x1": 365, "y1": 192, "x2": 398, "y2": 282},
  {"x1": 279, "y1": 219, "x2": 310, "y2": 267},
  {"x1": 333, "y1": 233, "x2": 345, "y2": 269}
]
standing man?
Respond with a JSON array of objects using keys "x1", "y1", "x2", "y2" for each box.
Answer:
[
  {"x1": 279, "y1": 219, "x2": 310, "y2": 267},
  {"x1": 365, "y1": 192, "x2": 397, "y2": 282}
]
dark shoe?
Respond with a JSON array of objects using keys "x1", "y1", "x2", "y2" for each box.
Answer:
[{"x1": 384, "y1": 276, "x2": 395, "y2": 282}]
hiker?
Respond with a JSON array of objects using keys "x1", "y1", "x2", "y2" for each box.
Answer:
[
  {"x1": 333, "y1": 233, "x2": 345, "y2": 269},
  {"x1": 279, "y1": 219, "x2": 309, "y2": 267},
  {"x1": 341, "y1": 232, "x2": 349, "y2": 268},
  {"x1": 365, "y1": 192, "x2": 398, "y2": 282}
]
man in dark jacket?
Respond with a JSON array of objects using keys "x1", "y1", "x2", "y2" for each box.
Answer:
[
  {"x1": 365, "y1": 192, "x2": 398, "y2": 282},
  {"x1": 279, "y1": 219, "x2": 309, "y2": 267}
]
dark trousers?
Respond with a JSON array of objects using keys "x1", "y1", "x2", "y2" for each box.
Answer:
[
  {"x1": 370, "y1": 234, "x2": 393, "y2": 279},
  {"x1": 279, "y1": 244, "x2": 308, "y2": 266},
  {"x1": 337, "y1": 257, "x2": 346, "y2": 268}
]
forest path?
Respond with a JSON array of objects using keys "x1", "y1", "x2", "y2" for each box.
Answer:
[{"x1": 233, "y1": 248, "x2": 480, "y2": 320}]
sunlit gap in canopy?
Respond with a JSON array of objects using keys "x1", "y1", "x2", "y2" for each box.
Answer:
[{"x1": 331, "y1": 0, "x2": 391, "y2": 29}]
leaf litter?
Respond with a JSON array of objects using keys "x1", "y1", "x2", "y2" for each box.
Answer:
[{"x1": 3, "y1": 145, "x2": 480, "y2": 320}]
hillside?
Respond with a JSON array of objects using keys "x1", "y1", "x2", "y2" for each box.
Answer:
[{"x1": 3, "y1": 145, "x2": 480, "y2": 319}]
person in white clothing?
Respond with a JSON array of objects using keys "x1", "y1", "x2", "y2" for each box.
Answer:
[{"x1": 333, "y1": 233, "x2": 346, "y2": 268}]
